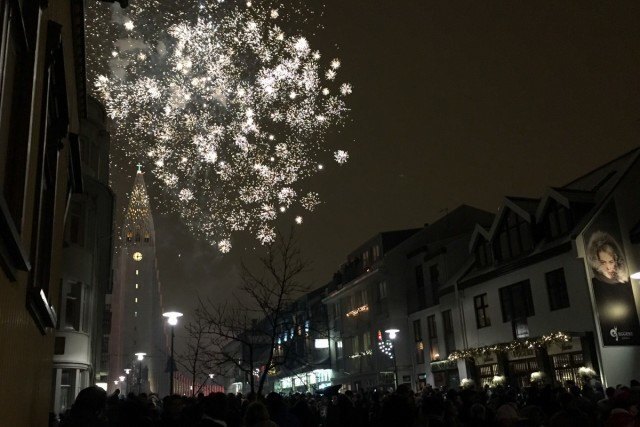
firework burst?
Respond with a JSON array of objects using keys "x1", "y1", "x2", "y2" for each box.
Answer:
[{"x1": 89, "y1": 0, "x2": 351, "y2": 252}]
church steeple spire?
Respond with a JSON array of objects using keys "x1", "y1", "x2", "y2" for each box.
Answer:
[{"x1": 123, "y1": 168, "x2": 155, "y2": 245}]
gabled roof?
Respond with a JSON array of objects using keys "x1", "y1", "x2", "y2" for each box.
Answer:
[
  {"x1": 468, "y1": 224, "x2": 491, "y2": 253},
  {"x1": 563, "y1": 147, "x2": 640, "y2": 192},
  {"x1": 535, "y1": 187, "x2": 596, "y2": 220},
  {"x1": 486, "y1": 197, "x2": 539, "y2": 242}
]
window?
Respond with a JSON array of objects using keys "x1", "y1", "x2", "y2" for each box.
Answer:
[
  {"x1": 546, "y1": 268, "x2": 570, "y2": 311},
  {"x1": 474, "y1": 294, "x2": 491, "y2": 328},
  {"x1": 497, "y1": 211, "x2": 533, "y2": 261},
  {"x1": 54, "y1": 337, "x2": 66, "y2": 355},
  {"x1": 64, "y1": 282, "x2": 82, "y2": 331},
  {"x1": 372, "y1": 245, "x2": 381, "y2": 261},
  {"x1": 135, "y1": 283, "x2": 139, "y2": 289},
  {"x1": 429, "y1": 264, "x2": 440, "y2": 284},
  {"x1": 336, "y1": 340, "x2": 343, "y2": 359},
  {"x1": 362, "y1": 250, "x2": 370, "y2": 268},
  {"x1": 134, "y1": 297, "x2": 138, "y2": 303},
  {"x1": 475, "y1": 241, "x2": 493, "y2": 267},
  {"x1": 334, "y1": 301, "x2": 341, "y2": 319},
  {"x1": 144, "y1": 232, "x2": 150, "y2": 243},
  {"x1": 26, "y1": 21, "x2": 69, "y2": 333},
  {"x1": 0, "y1": 0, "x2": 40, "y2": 236},
  {"x1": 65, "y1": 200, "x2": 84, "y2": 245},
  {"x1": 135, "y1": 269, "x2": 139, "y2": 275},
  {"x1": 499, "y1": 280, "x2": 535, "y2": 322},
  {"x1": 547, "y1": 202, "x2": 570, "y2": 239},
  {"x1": 442, "y1": 310, "x2": 455, "y2": 355},
  {"x1": 415, "y1": 341, "x2": 425, "y2": 364},
  {"x1": 415, "y1": 265, "x2": 425, "y2": 288},
  {"x1": 415, "y1": 265, "x2": 426, "y2": 309},
  {"x1": 413, "y1": 319, "x2": 422, "y2": 342},
  {"x1": 427, "y1": 315, "x2": 440, "y2": 361},
  {"x1": 378, "y1": 281, "x2": 387, "y2": 300},
  {"x1": 413, "y1": 319, "x2": 425, "y2": 363},
  {"x1": 126, "y1": 230, "x2": 133, "y2": 242},
  {"x1": 314, "y1": 339, "x2": 329, "y2": 349},
  {"x1": 60, "y1": 369, "x2": 77, "y2": 414},
  {"x1": 363, "y1": 331, "x2": 371, "y2": 351}
]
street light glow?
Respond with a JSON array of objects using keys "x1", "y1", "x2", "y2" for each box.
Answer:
[
  {"x1": 163, "y1": 311, "x2": 184, "y2": 326},
  {"x1": 385, "y1": 328, "x2": 400, "y2": 340},
  {"x1": 119, "y1": 376, "x2": 125, "y2": 382},
  {"x1": 124, "y1": 369, "x2": 131, "y2": 375},
  {"x1": 135, "y1": 352, "x2": 146, "y2": 361}
]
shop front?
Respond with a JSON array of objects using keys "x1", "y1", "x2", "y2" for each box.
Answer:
[
  {"x1": 474, "y1": 352, "x2": 500, "y2": 387},
  {"x1": 273, "y1": 369, "x2": 334, "y2": 394},
  {"x1": 547, "y1": 337, "x2": 588, "y2": 386},
  {"x1": 431, "y1": 360, "x2": 460, "y2": 390},
  {"x1": 506, "y1": 348, "x2": 539, "y2": 388}
]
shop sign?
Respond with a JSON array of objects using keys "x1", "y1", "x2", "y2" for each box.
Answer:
[
  {"x1": 507, "y1": 348, "x2": 535, "y2": 361},
  {"x1": 474, "y1": 352, "x2": 498, "y2": 365},
  {"x1": 547, "y1": 337, "x2": 582, "y2": 355}
]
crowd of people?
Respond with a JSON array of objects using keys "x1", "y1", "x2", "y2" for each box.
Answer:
[{"x1": 54, "y1": 380, "x2": 640, "y2": 427}]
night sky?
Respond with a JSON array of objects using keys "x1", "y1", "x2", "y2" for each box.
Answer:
[{"x1": 107, "y1": 1, "x2": 640, "y2": 319}]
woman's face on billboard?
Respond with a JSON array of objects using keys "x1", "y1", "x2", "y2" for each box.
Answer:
[{"x1": 597, "y1": 246, "x2": 618, "y2": 279}]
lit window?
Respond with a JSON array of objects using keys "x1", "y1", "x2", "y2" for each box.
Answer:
[
  {"x1": 135, "y1": 298, "x2": 138, "y2": 303},
  {"x1": 314, "y1": 339, "x2": 329, "y2": 349},
  {"x1": 136, "y1": 270, "x2": 139, "y2": 275},
  {"x1": 135, "y1": 284, "x2": 139, "y2": 289},
  {"x1": 134, "y1": 312, "x2": 138, "y2": 317}
]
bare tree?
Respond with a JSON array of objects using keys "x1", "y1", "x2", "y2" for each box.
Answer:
[
  {"x1": 199, "y1": 228, "x2": 310, "y2": 395},
  {"x1": 175, "y1": 313, "x2": 214, "y2": 396}
]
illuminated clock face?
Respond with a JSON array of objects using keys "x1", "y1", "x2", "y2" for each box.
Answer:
[{"x1": 133, "y1": 252, "x2": 143, "y2": 261}]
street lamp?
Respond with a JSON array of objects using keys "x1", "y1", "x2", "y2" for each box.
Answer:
[
  {"x1": 135, "y1": 352, "x2": 146, "y2": 394},
  {"x1": 385, "y1": 329, "x2": 400, "y2": 390},
  {"x1": 209, "y1": 373, "x2": 215, "y2": 392},
  {"x1": 163, "y1": 311, "x2": 183, "y2": 395}
]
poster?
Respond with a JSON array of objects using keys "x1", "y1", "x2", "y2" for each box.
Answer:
[{"x1": 584, "y1": 201, "x2": 640, "y2": 346}]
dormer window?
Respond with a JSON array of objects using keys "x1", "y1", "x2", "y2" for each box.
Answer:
[
  {"x1": 126, "y1": 230, "x2": 133, "y2": 242},
  {"x1": 496, "y1": 211, "x2": 533, "y2": 261},
  {"x1": 135, "y1": 231, "x2": 141, "y2": 242},
  {"x1": 475, "y1": 240, "x2": 493, "y2": 267},
  {"x1": 547, "y1": 202, "x2": 570, "y2": 239},
  {"x1": 144, "y1": 231, "x2": 150, "y2": 243}
]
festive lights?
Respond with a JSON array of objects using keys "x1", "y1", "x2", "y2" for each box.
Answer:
[
  {"x1": 346, "y1": 304, "x2": 369, "y2": 317},
  {"x1": 447, "y1": 331, "x2": 571, "y2": 361},
  {"x1": 378, "y1": 340, "x2": 394, "y2": 359},
  {"x1": 578, "y1": 366, "x2": 597, "y2": 378},
  {"x1": 348, "y1": 349, "x2": 373, "y2": 359}
]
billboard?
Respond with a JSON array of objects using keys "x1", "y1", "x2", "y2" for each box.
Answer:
[{"x1": 584, "y1": 201, "x2": 640, "y2": 346}]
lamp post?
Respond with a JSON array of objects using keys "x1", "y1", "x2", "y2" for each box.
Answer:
[
  {"x1": 163, "y1": 311, "x2": 183, "y2": 396},
  {"x1": 385, "y1": 328, "x2": 400, "y2": 390},
  {"x1": 135, "y1": 352, "x2": 146, "y2": 394},
  {"x1": 119, "y1": 376, "x2": 126, "y2": 394}
]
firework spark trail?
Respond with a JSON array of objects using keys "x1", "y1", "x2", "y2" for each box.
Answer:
[{"x1": 89, "y1": 0, "x2": 351, "y2": 252}]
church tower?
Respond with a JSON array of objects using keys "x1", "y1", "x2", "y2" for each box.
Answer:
[{"x1": 109, "y1": 167, "x2": 168, "y2": 396}]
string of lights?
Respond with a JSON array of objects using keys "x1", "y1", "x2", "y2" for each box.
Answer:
[{"x1": 447, "y1": 331, "x2": 571, "y2": 361}]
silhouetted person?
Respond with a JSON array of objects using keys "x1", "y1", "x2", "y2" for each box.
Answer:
[{"x1": 60, "y1": 386, "x2": 108, "y2": 427}]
